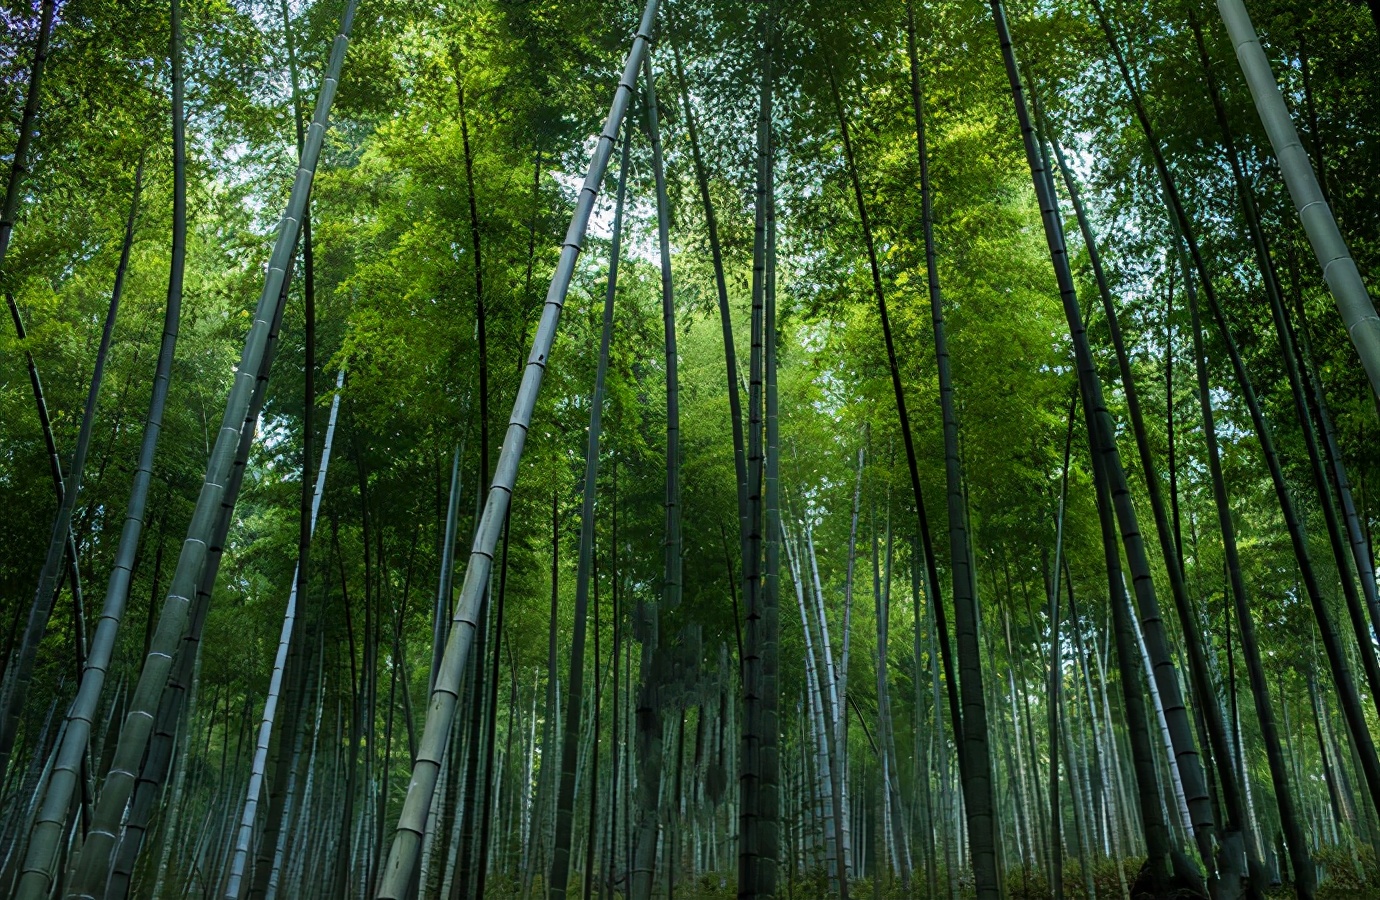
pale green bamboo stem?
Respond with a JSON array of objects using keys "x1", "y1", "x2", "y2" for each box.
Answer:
[
  {"x1": 1215, "y1": 0, "x2": 1380, "y2": 398},
  {"x1": 63, "y1": 4, "x2": 358, "y2": 894},
  {"x1": 374, "y1": 4, "x2": 659, "y2": 894}
]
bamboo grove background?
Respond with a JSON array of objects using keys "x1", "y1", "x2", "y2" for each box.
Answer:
[{"x1": 2, "y1": 0, "x2": 1380, "y2": 897}]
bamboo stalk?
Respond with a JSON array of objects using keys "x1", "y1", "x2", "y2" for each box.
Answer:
[
  {"x1": 63, "y1": 3, "x2": 359, "y2": 893},
  {"x1": 375, "y1": 6, "x2": 659, "y2": 893},
  {"x1": 1214, "y1": 0, "x2": 1380, "y2": 398},
  {"x1": 225, "y1": 371, "x2": 344, "y2": 898}
]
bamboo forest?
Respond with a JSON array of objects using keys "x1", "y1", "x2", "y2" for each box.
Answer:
[{"x1": 8, "y1": 0, "x2": 1380, "y2": 898}]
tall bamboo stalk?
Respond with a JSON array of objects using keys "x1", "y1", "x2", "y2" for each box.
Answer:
[
  {"x1": 1213, "y1": 0, "x2": 1380, "y2": 398},
  {"x1": 550, "y1": 120, "x2": 630, "y2": 900},
  {"x1": 2, "y1": 294, "x2": 87, "y2": 727},
  {"x1": 760, "y1": 50, "x2": 782, "y2": 900},
  {"x1": 225, "y1": 370, "x2": 343, "y2": 898},
  {"x1": 375, "y1": 6, "x2": 659, "y2": 893},
  {"x1": 783, "y1": 524, "x2": 841, "y2": 894},
  {"x1": 1048, "y1": 396, "x2": 1077, "y2": 900},
  {"x1": 828, "y1": 52, "x2": 993, "y2": 896},
  {"x1": 1179, "y1": 242, "x2": 1314, "y2": 896},
  {"x1": 671, "y1": 45, "x2": 749, "y2": 638},
  {"x1": 871, "y1": 504, "x2": 910, "y2": 890},
  {"x1": 739, "y1": 10, "x2": 776, "y2": 897},
  {"x1": 64, "y1": 4, "x2": 359, "y2": 894},
  {"x1": 988, "y1": 0, "x2": 1209, "y2": 884},
  {"x1": 0, "y1": 153, "x2": 143, "y2": 785},
  {"x1": 247, "y1": 9, "x2": 320, "y2": 889},
  {"x1": 434, "y1": 447, "x2": 463, "y2": 693},
  {"x1": 15, "y1": 0, "x2": 187, "y2": 888},
  {"x1": 453, "y1": 71, "x2": 493, "y2": 899},
  {"x1": 835, "y1": 450, "x2": 863, "y2": 886},
  {"x1": 108, "y1": 244, "x2": 295, "y2": 897},
  {"x1": 632, "y1": 48, "x2": 685, "y2": 900}
]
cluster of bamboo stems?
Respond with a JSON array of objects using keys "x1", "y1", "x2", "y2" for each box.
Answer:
[{"x1": 1, "y1": 0, "x2": 1378, "y2": 898}]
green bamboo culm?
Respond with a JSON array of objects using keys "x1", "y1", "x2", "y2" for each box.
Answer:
[
  {"x1": 8, "y1": 154, "x2": 143, "y2": 892},
  {"x1": 4, "y1": 296, "x2": 88, "y2": 688},
  {"x1": 107, "y1": 249, "x2": 296, "y2": 895},
  {"x1": 0, "y1": 0, "x2": 61, "y2": 772},
  {"x1": 63, "y1": 2, "x2": 359, "y2": 895},
  {"x1": 630, "y1": 45, "x2": 680, "y2": 900},
  {"x1": 672, "y1": 43, "x2": 749, "y2": 632},
  {"x1": 1214, "y1": 0, "x2": 1380, "y2": 399},
  {"x1": 0, "y1": 0, "x2": 55, "y2": 271},
  {"x1": 739, "y1": 9, "x2": 776, "y2": 898},
  {"x1": 900, "y1": 5, "x2": 995, "y2": 894},
  {"x1": 224, "y1": 369, "x2": 343, "y2": 899},
  {"x1": 374, "y1": 3, "x2": 660, "y2": 895},
  {"x1": 15, "y1": 0, "x2": 188, "y2": 886},
  {"x1": 988, "y1": 0, "x2": 1217, "y2": 883},
  {"x1": 547, "y1": 119, "x2": 631, "y2": 900},
  {"x1": 1179, "y1": 232, "x2": 1317, "y2": 898}
]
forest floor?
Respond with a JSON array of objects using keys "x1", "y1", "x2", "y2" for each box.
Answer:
[{"x1": 613, "y1": 848, "x2": 1380, "y2": 898}]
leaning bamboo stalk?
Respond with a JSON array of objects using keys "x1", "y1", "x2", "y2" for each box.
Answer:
[
  {"x1": 991, "y1": 0, "x2": 1219, "y2": 876},
  {"x1": 0, "y1": 700, "x2": 63, "y2": 898},
  {"x1": 63, "y1": 4, "x2": 358, "y2": 895},
  {"x1": 225, "y1": 370, "x2": 344, "y2": 898},
  {"x1": 15, "y1": 0, "x2": 187, "y2": 886},
  {"x1": 0, "y1": 154, "x2": 142, "y2": 777},
  {"x1": 375, "y1": 5, "x2": 658, "y2": 894},
  {"x1": 107, "y1": 255, "x2": 295, "y2": 895},
  {"x1": 1214, "y1": 0, "x2": 1380, "y2": 398}
]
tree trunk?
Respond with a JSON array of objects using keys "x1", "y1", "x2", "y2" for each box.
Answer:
[{"x1": 475, "y1": 509, "x2": 513, "y2": 900}]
